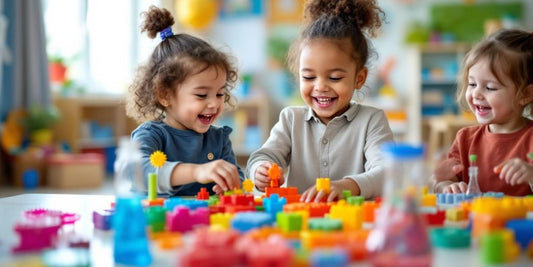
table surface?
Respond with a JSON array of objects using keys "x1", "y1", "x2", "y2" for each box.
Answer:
[{"x1": 0, "y1": 193, "x2": 530, "y2": 267}]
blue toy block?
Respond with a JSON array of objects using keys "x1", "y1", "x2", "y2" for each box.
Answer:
[
  {"x1": 454, "y1": 193, "x2": 465, "y2": 203},
  {"x1": 230, "y1": 212, "x2": 273, "y2": 232},
  {"x1": 310, "y1": 248, "x2": 349, "y2": 267},
  {"x1": 506, "y1": 219, "x2": 533, "y2": 250},
  {"x1": 262, "y1": 194, "x2": 286, "y2": 218},
  {"x1": 164, "y1": 197, "x2": 208, "y2": 211}
]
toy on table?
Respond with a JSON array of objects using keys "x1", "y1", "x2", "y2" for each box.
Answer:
[
  {"x1": 12, "y1": 209, "x2": 80, "y2": 253},
  {"x1": 242, "y1": 179, "x2": 254, "y2": 193},
  {"x1": 466, "y1": 154, "x2": 481, "y2": 196},
  {"x1": 268, "y1": 163, "x2": 282, "y2": 188},
  {"x1": 148, "y1": 150, "x2": 166, "y2": 201}
]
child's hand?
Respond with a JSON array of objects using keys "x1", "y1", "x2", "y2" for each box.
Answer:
[
  {"x1": 300, "y1": 179, "x2": 358, "y2": 203},
  {"x1": 194, "y1": 159, "x2": 240, "y2": 192},
  {"x1": 434, "y1": 158, "x2": 463, "y2": 182},
  {"x1": 442, "y1": 182, "x2": 467, "y2": 194},
  {"x1": 493, "y1": 158, "x2": 533, "y2": 186},
  {"x1": 253, "y1": 162, "x2": 285, "y2": 192}
]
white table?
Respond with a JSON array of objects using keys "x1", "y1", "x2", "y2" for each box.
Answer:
[{"x1": 0, "y1": 193, "x2": 530, "y2": 266}]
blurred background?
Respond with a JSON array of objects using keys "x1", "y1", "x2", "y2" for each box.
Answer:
[{"x1": 0, "y1": 0, "x2": 532, "y2": 195}]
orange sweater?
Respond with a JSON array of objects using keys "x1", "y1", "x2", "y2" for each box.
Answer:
[{"x1": 448, "y1": 120, "x2": 533, "y2": 196}]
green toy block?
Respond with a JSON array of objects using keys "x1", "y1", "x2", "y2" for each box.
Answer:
[
  {"x1": 347, "y1": 196, "x2": 364, "y2": 206},
  {"x1": 277, "y1": 212, "x2": 302, "y2": 233},
  {"x1": 308, "y1": 218, "x2": 343, "y2": 232}
]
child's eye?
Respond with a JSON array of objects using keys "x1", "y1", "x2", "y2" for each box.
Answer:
[
  {"x1": 302, "y1": 76, "x2": 315, "y2": 80},
  {"x1": 330, "y1": 77, "x2": 343, "y2": 81},
  {"x1": 486, "y1": 87, "x2": 497, "y2": 91},
  {"x1": 195, "y1": 94, "x2": 207, "y2": 98},
  {"x1": 468, "y1": 83, "x2": 476, "y2": 87},
  {"x1": 216, "y1": 93, "x2": 225, "y2": 98}
]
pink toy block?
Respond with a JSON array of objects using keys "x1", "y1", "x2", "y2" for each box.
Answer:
[
  {"x1": 166, "y1": 206, "x2": 209, "y2": 232},
  {"x1": 180, "y1": 229, "x2": 241, "y2": 267}
]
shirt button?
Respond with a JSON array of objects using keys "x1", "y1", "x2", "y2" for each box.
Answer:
[
  {"x1": 322, "y1": 138, "x2": 328, "y2": 144},
  {"x1": 323, "y1": 161, "x2": 328, "y2": 167}
]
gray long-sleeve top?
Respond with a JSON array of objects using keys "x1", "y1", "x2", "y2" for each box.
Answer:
[{"x1": 246, "y1": 102, "x2": 394, "y2": 199}]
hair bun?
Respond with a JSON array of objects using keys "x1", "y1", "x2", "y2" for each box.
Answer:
[
  {"x1": 140, "y1": 5, "x2": 175, "y2": 39},
  {"x1": 304, "y1": 0, "x2": 384, "y2": 37}
]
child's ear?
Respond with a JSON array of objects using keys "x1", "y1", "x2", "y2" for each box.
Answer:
[
  {"x1": 520, "y1": 84, "x2": 533, "y2": 106},
  {"x1": 157, "y1": 90, "x2": 169, "y2": 107},
  {"x1": 354, "y1": 67, "x2": 368, "y2": 90}
]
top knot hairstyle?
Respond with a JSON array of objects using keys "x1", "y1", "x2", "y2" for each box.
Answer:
[
  {"x1": 126, "y1": 6, "x2": 238, "y2": 123},
  {"x1": 288, "y1": 0, "x2": 385, "y2": 75}
]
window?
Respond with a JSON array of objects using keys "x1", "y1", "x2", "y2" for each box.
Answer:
[{"x1": 43, "y1": 0, "x2": 159, "y2": 95}]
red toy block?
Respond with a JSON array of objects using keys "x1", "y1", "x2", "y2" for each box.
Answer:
[
  {"x1": 180, "y1": 229, "x2": 241, "y2": 267},
  {"x1": 197, "y1": 187, "x2": 209, "y2": 200},
  {"x1": 424, "y1": 210, "x2": 446, "y2": 226}
]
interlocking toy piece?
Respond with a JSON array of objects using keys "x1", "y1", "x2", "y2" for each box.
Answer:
[
  {"x1": 311, "y1": 248, "x2": 349, "y2": 267},
  {"x1": 262, "y1": 194, "x2": 287, "y2": 218},
  {"x1": 180, "y1": 229, "x2": 240, "y2": 267},
  {"x1": 308, "y1": 218, "x2": 343, "y2": 231},
  {"x1": 164, "y1": 197, "x2": 208, "y2": 211},
  {"x1": 268, "y1": 163, "x2": 282, "y2": 188},
  {"x1": 430, "y1": 228, "x2": 470, "y2": 248},
  {"x1": 361, "y1": 201, "x2": 379, "y2": 223},
  {"x1": 316, "y1": 178, "x2": 330, "y2": 194},
  {"x1": 283, "y1": 202, "x2": 331, "y2": 218},
  {"x1": 210, "y1": 213, "x2": 234, "y2": 230},
  {"x1": 243, "y1": 235, "x2": 294, "y2": 267},
  {"x1": 300, "y1": 229, "x2": 370, "y2": 259},
  {"x1": 93, "y1": 209, "x2": 114, "y2": 230},
  {"x1": 505, "y1": 219, "x2": 533, "y2": 250},
  {"x1": 230, "y1": 212, "x2": 274, "y2": 232},
  {"x1": 166, "y1": 206, "x2": 209, "y2": 233},
  {"x1": 242, "y1": 179, "x2": 254, "y2": 193},
  {"x1": 347, "y1": 196, "x2": 364, "y2": 206},
  {"x1": 480, "y1": 229, "x2": 520, "y2": 264},
  {"x1": 329, "y1": 200, "x2": 363, "y2": 230},
  {"x1": 265, "y1": 187, "x2": 300, "y2": 203},
  {"x1": 12, "y1": 217, "x2": 62, "y2": 253},
  {"x1": 276, "y1": 212, "x2": 303, "y2": 233},
  {"x1": 145, "y1": 206, "x2": 166, "y2": 233},
  {"x1": 196, "y1": 187, "x2": 209, "y2": 200}
]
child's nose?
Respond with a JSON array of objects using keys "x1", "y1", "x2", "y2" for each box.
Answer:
[{"x1": 313, "y1": 78, "x2": 327, "y2": 91}]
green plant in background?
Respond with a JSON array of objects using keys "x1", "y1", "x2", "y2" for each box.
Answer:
[
  {"x1": 267, "y1": 35, "x2": 291, "y2": 68},
  {"x1": 22, "y1": 105, "x2": 61, "y2": 134},
  {"x1": 404, "y1": 22, "x2": 430, "y2": 44}
]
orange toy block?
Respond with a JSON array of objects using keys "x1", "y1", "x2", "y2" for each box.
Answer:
[{"x1": 268, "y1": 163, "x2": 282, "y2": 188}]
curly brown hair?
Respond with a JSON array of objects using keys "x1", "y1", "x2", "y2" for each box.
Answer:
[
  {"x1": 126, "y1": 6, "x2": 238, "y2": 123},
  {"x1": 287, "y1": 0, "x2": 385, "y2": 76},
  {"x1": 456, "y1": 29, "x2": 533, "y2": 117}
]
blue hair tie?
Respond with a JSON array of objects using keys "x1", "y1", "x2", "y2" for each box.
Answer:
[{"x1": 160, "y1": 27, "x2": 173, "y2": 41}]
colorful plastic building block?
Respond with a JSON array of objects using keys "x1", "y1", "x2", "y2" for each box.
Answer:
[
  {"x1": 210, "y1": 213, "x2": 234, "y2": 230},
  {"x1": 329, "y1": 200, "x2": 363, "y2": 230},
  {"x1": 316, "y1": 178, "x2": 330, "y2": 194},
  {"x1": 242, "y1": 179, "x2": 254, "y2": 193},
  {"x1": 505, "y1": 219, "x2": 533, "y2": 250},
  {"x1": 230, "y1": 212, "x2": 274, "y2": 232},
  {"x1": 196, "y1": 187, "x2": 209, "y2": 200},
  {"x1": 145, "y1": 206, "x2": 166, "y2": 233},
  {"x1": 262, "y1": 194, "x2": 287, "y2": 218},
  {"x1": 430, "y1": 228, "x2": 470, "y2": 248},
  {"x1": 164, "y1": 197, "x2": 208, "y2": 211},
  {"x1": 480, "y1": 229, "x2": 520, "y2": 264},
  {"x1": 180, "y1": 229, "x2": 240, "y2": 267},
  {"x1": 310, "y1": 248, "x2": 349, "y2": 267},
  {"x1": 12, "y1": 218, "x2": 62, "y2": 253},
  {"x1": 268, "y1": 163, "x2": 282, "y2": 188},
  {"x1": 166, "y1": 206, "x2": 209, "y2": 233},
  {"x1": 347, "y1": 196, "x2": 364, "y2": 206},
  {"x1": 93, "y1": 209, "x2": 114, "y2": 230},
  {"x1": 276, "y1": 212, "x2": 303, "y2": 234},
  {"x1": 241, "y1": 234, "x2": 294, "y2": 267},
  {"x1": 308, "y1": 218, "x2": 343, "y2": 232}
]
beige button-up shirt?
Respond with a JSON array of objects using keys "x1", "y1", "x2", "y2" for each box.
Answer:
[{"x1": 246, "y1": 102, "x2": 394, "y2": 199}]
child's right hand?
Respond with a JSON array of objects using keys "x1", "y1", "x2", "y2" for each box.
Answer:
[
  {"x1": 194, "y1": 159, "x2": 240, "y2": 192},
  {"x1": 253, "y1": 162, "x2": 285, "y2": 192},
  {"x1": 433, "y1": 158, "x2": 463, "y2": 182},
  {"x1": 442, "y1": 182, "x2": 468, "y2": 194}
]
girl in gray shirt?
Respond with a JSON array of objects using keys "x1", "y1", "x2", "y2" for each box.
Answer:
[{"x1": 247, "y1": 0, "x2": 393, "y2": 202}]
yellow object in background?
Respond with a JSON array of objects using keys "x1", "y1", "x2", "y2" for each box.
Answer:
[
  {"x1": 175, "y1": 0, "x2": 218, "y2": 30},
  {"x1": 1, "y1": 109, "x2": 26, "y2": 153}
]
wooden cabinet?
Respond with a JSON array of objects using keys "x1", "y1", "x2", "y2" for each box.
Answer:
[
  {"x1": 52, "y1": 97, "x2": 138, "y2": 153},
  {"x1": 406, "y1": 43, "x2": 471, "y2": 143}
]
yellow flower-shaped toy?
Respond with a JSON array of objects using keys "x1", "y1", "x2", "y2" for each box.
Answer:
[{"x1": 150, "y1": 150, "x2": 167, "y2": 168}]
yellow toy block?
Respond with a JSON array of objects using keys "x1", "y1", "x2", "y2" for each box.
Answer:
[
  {"x1": 242, "y1": 179, "x2": 254, "y2": 193},
  {"x1": 316, "y1": 178, "x2": 330, "y2": 194},
  {"x1": 421, "y1": 194, "x2": 437, "y2": 207},
  {"x1": 446, "y1": 208, "x2": 466, "y2": 222},
  {"x1": 329, "y1": 200, "x2": 362, "y2": 230},
  {"x1": 209, "y1": 213, "x2": 234, "y2": 230}
]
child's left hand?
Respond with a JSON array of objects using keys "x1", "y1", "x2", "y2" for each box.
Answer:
[
  {"x1": 300, "y1": 179, "x2": 360, "y2": 203},
  {"x1": 493, "y1": 158, "x2": 533, "y2": 186}
]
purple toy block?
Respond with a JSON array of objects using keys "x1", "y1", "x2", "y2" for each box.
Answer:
[{"x1": 93, "y1": 209, "x2": 114, "y2": 230}]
